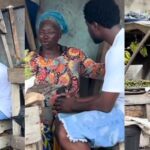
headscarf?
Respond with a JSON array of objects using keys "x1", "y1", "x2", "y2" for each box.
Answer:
[{"x1": 36, "y1": 10, "x2": 68, "y2": 34}]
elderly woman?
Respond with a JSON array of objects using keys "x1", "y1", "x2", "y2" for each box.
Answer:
[{"x1": 25, "y1": 10, "x2": 104, "y2": 150}]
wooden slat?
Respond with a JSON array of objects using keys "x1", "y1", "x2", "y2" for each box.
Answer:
[
  {"x1": 125, "y1": 105, "x2": 146, "y2": 118},
  {"x1": 10, "y1": 135, "x2": 25, "y2": 150},
  {"x1": 0, "y1": 10, "x2": 7, "y2": 33},
  {"x1": 146, "y1": 104, "x2": 150, "y2": 121},
  {"x1": 11, "y1": 84, "x2": 21, "y2": 136},
  {"x1": 0, "y1": 134, "x2": 11, "y2": 149},
  {"x1": 8, "y1": 68, "x2": 24, "y2": 84},
  {"x1": 0, "y1": 120, "x2": 12, "y2": 134},
  {"x1": 125, "y1": 93, "x2": 150, "y2": 105},
  {"x1": 0, "y1": 10, "x2": 13, "y2": 68},
  {"x1": 8, "y1": 5, "x2": 21, "y2": 60},
  {"x1": 25, "y1": 106, "x2": 42, "y2": 145},
  {"x1": 0, "y1": 0, "x2": 24, "y2": 10},
  {"x1": 125, "y1": 23, "x2": 150, "y2": 34},
  {"x1": 25, "y1": 144, "x2": 37, "y2": 150}
]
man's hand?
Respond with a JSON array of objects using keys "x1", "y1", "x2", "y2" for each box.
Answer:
[{"x1": 53, "y1": 95, "x2": 76, "y2": 113}]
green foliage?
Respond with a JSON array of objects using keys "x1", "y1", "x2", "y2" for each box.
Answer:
[
  {"x1": 125, "y1": 50, "x2": 131, "y2": 64},
  {"x1": 125, "y1": 80, "x2": 150, "y2": 88},
  {"x1": 125, "y1": 41, "x2": 148, "y2": 64},
  {"x1": 130, "y1": 42, "x2": 148, "y2": 57}
]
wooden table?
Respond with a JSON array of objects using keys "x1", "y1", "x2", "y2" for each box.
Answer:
[{"x1": 125, "y1": 93, "x2": 150, "y2": 121}]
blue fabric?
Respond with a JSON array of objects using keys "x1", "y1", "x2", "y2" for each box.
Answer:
[
  {"x1": 26, "y1": 0, "x2": 39, "y2": 37},
  {"x1": 0, "y1": 111, "x2": 8, "y2": 120},
  {"x1": 58, "y1": 107, "x2": 124, "y2": 148},
  {"x1": 36, "y1": 10, "x2": 68, "y2": 34}
]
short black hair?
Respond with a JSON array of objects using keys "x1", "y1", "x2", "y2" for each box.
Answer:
[{"x1": 84, "y1": 0, "x2": 120, "y2": 28}]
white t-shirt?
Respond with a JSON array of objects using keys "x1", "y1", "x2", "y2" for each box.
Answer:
[
  {"x1": 102, "y1": 28, "x2": 125, "y2": 113},
  {"x1": 0, "y1": 63, "x2": 12, "y2": 118}
]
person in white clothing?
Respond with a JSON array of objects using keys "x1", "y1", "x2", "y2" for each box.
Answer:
[
  {"x1": 0, "y1": 63, "x2": 12, "y2": 120},
  {"x1": 53, "y1": 0, "x2": 124, "y2": 149}
]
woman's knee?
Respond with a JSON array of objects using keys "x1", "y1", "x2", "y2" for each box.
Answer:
[{"x1": 55, "y1": 121, "x2": 68, "y2": 142}]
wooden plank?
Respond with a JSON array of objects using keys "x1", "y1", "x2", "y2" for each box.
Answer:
[
  {"x1": 8, "y1": 6, "x2": 21, "y2": 60},
  {"x1": 125, "y1": 93, "x2": 150, "y2": 105},
  {"x1": 118, "y1": 142, "x2": 125, "y2": 150},
  {"x1": 125, "y1": 65, "x2": 143, "y2": 80},
  {"x1": 125, "y1": 23, "x2": 150, "y2": 34},
  {"x1": 0, "y1": 10, "x2": 7, "y2": 34},
  {"x1": 1, "y1": 34, "x2": 14, "y2": 67},
  {"x1": 146, "y1": 104, "x2": 150, "y2": 121},
  {"x1": 125, "y1": 105, "x2": 146, "y2": 118},
  {"x1": 0, "y1": 10, "x2": 13, "y2": 68},
  {"x1": 25, "y1": 144, "x2": 37, "y2": 150},
  {"x1": 0, "y1": 134, "x2": 11, "y2": 149},
  {"x1": 8, "y1": 68, "x2": 24, "y2": 84},
  {"x1": 37, "y1": 141, "x2": 43, "y2": 150},
  {"x1": 10, "y1": 135, "x2": 25, "y2": 150},
  {"x1": 0, "y1": 120, "x2": 12, "y2": 134},
  {"x1": 11, "y1": 84, "x2": 21, "y2": 136},
  {"x1": 0, "y1": 0, "x2": 24, "y2": 10},
  {"x1": 25, "y1": 92, "x2": 45, "y2": 106},
  {"x1": 25, "y1": 106, "x2": 42, "y2": 145}
]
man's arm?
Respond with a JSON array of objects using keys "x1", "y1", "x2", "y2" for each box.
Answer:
[{"x1": 53, "y1": 92, "x2": 119, "y2": 113}]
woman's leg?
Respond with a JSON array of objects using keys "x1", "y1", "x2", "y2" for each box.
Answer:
[{"x1": 55, "y1": 120, "x2": 90, "y2": 150}]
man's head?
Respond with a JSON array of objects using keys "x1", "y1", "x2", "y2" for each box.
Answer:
[{"x1": 84, "y1": 0, "x2": 120, "y2": 44}]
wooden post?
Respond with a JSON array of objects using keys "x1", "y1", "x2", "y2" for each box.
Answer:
[
  {"x1": 11, "y1": 84, "x2": 21, "y2": 136},
  {"x1": 0, "y1": 10, "x2": 13, "y2": 68},
  {"x1": 146, "y1": 104, "x2": 150, "y2": 121},
  {"x1": 8, "y1": 5, "x2": 21, "y2": 60},
  {"x1": 10, "y1": 136, "x2": 25, "y2": 150},
  {"x1": 25, "y1": 106, "x2": 42, "y2": 149},
  {"x1": 0, "y1": 0, "x2": 24, "y2": 10}
]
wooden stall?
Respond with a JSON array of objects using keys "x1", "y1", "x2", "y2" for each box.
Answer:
[
  {"x1": 125, "y1": 21, "x2": 150, "y2": 149},
  {"x1": 0, "y1": 0, "x2": 41, "y2": 149}
]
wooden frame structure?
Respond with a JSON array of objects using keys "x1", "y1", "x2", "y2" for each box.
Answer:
[{"x1": 0, "y1": 0, "x2": 41, "y2": 149}]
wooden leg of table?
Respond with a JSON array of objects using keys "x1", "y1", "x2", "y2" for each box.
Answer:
[
  {"x1": 146, "y1": 104, "x2": 150, "y2": 121},
  {"x1": 11, "y1": 84, "x2": 21, "y2": 135},
  {"x1": 11, "y1": 84, "x2": 22, "y2": 150}
]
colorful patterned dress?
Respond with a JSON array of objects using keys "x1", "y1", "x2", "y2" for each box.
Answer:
[{"x1": 25, "y1": 46, "x2": 105, "y2": 150}]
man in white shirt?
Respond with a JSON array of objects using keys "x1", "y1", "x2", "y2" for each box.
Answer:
[
  {"x1": 0, "y1": 63, "x2": 12, "y2": 120},
  {"x1": 54, "y1": 0, "x2": 124, "y2": 149}
]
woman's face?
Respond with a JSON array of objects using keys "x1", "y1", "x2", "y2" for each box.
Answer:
[{"x1": 39, "y1": 20, "x2": 61, "y2": 47}]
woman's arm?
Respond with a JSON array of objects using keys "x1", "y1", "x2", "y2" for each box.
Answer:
[{"x1": 79, "y1": 50, "x2": 105, "y2": 79}]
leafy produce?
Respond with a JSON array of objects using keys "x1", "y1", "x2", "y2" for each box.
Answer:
[{"x1": 125, "y1": 80, "x2": 150, "y2": 88}]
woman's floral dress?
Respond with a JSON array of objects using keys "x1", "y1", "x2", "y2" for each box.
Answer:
[{"x1": 25, "y1": 46, "x2": 105, "y2": 150}]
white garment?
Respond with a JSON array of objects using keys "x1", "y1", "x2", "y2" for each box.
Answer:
[
  {"x1": 0, "y1": 63, "x2": 12, "y2": 118},
  {"x1": 25, "y1": 76, "x2": 35, "y2": 94},
  {"x1": 102, "y1": 28, "x2": 125, "y2": 113}
]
